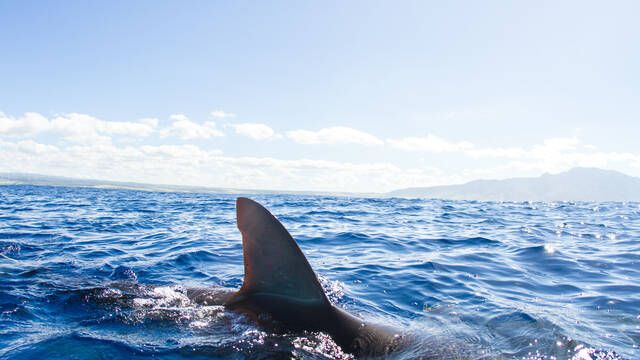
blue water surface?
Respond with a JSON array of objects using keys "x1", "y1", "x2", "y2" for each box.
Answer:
[{"x1": 0, "y1": 185, "x2": 638, "y2": 359}]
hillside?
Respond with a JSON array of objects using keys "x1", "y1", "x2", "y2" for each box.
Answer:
[{"x1": 387, "y1": 168, "x2": 640, "y2": 201}]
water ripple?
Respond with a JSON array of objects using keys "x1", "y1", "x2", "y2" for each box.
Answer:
[{"x1": 0, "y1": 185, "x2": 636, "y2": 359}]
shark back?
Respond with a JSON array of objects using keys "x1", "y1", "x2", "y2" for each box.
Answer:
[{"x1": 225, "y1": 197, "x2": 401, "y2": 356}]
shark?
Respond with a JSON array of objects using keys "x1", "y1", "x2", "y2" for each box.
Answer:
[
  {"x1": 220, "y1": 197, "x2": 403, "y2": 357},
  {"x1": 79, "y1": 197, "x2": 403, "y2": 357}
]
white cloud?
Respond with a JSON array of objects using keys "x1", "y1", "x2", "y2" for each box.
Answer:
[
  {"x1": 0, "y1": 137, "x2": 445, "y2": 192},
  {"x1": 0, "y1": 112, "x2": 158, "y2": 144},
  {"x1": 1, "y1": 139, "x2": 60, "y2": 155},
  {"x1": 160, "y1": 114, "x2": 224, "y2": 140},
  {"x1": 139, "y1": 118, "x2": 160, "y2": 128},
  {"x1": 387, "y1": 134, "x2": 474, "y2": 152},
  {"x1": 0, "y1": 112, "x2": 50, "y2": 136},
  {"x1": 3, "y1": 110, "x2": 640, "y2": 192},
  {"x1": 465, "y1": 146, "x2": 526, "y2": 159},
  {"x1": 16, "y1": 140, "x2": 59, "y2": 155},
  {"x1": 388, "y1": 135, "x2": 585, "y2": 160},
  {"x1": 528, "y1": 137, "x2": 580, "y2": 157},
  {"x1": 210, "y1": 110, "x2": 236, "y2": 119},
  {"x1": 230, "y1": 123, "x2": 278, "y2": 140},
  {"x1": 465, "y1": 136, "x2": 582, "y2": 160},
  {"x1": 50, "y1": 113, "x2": 158, "y2": 144},
  {"x1": 140, "y1": 144, "x2": 222, "y2": 159},
  {"x1": 286, "y1": 126, "x2": 384, "y2": 146}
]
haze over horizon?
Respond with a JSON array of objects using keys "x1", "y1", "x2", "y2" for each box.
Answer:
[{"x1": 2, "y1": 1, "x2": 639, "y2": 193}]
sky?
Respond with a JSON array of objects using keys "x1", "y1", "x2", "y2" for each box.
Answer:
[{"x1": 1, "y1": 1, "x2": 639, "y2": 193}]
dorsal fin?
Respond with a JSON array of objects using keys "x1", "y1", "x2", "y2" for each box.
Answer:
[{"x1": 233, "y1": 197, "x2": 329, "y2": 305}]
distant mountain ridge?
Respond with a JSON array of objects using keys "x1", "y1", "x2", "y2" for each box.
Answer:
[{"x1": 387, "y1": 167, "x2": 640, "y2": 201}]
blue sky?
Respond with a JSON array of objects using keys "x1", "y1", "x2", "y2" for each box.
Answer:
[{"x1": 1, "y1": 1, "x2": 639, "y2": 192}]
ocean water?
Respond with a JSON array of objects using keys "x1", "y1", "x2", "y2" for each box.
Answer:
[{"x1": 0, "y1": 185, "x2": 638, "y2": 359}]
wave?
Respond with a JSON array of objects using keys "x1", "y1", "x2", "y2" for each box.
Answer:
[{"x1": 0, "y1": 186, "x2": 636, "y2": 359}]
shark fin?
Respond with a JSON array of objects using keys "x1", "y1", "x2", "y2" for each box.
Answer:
[{"x1": 230, "y1": 197, "x2": 329, "y2": 306}]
